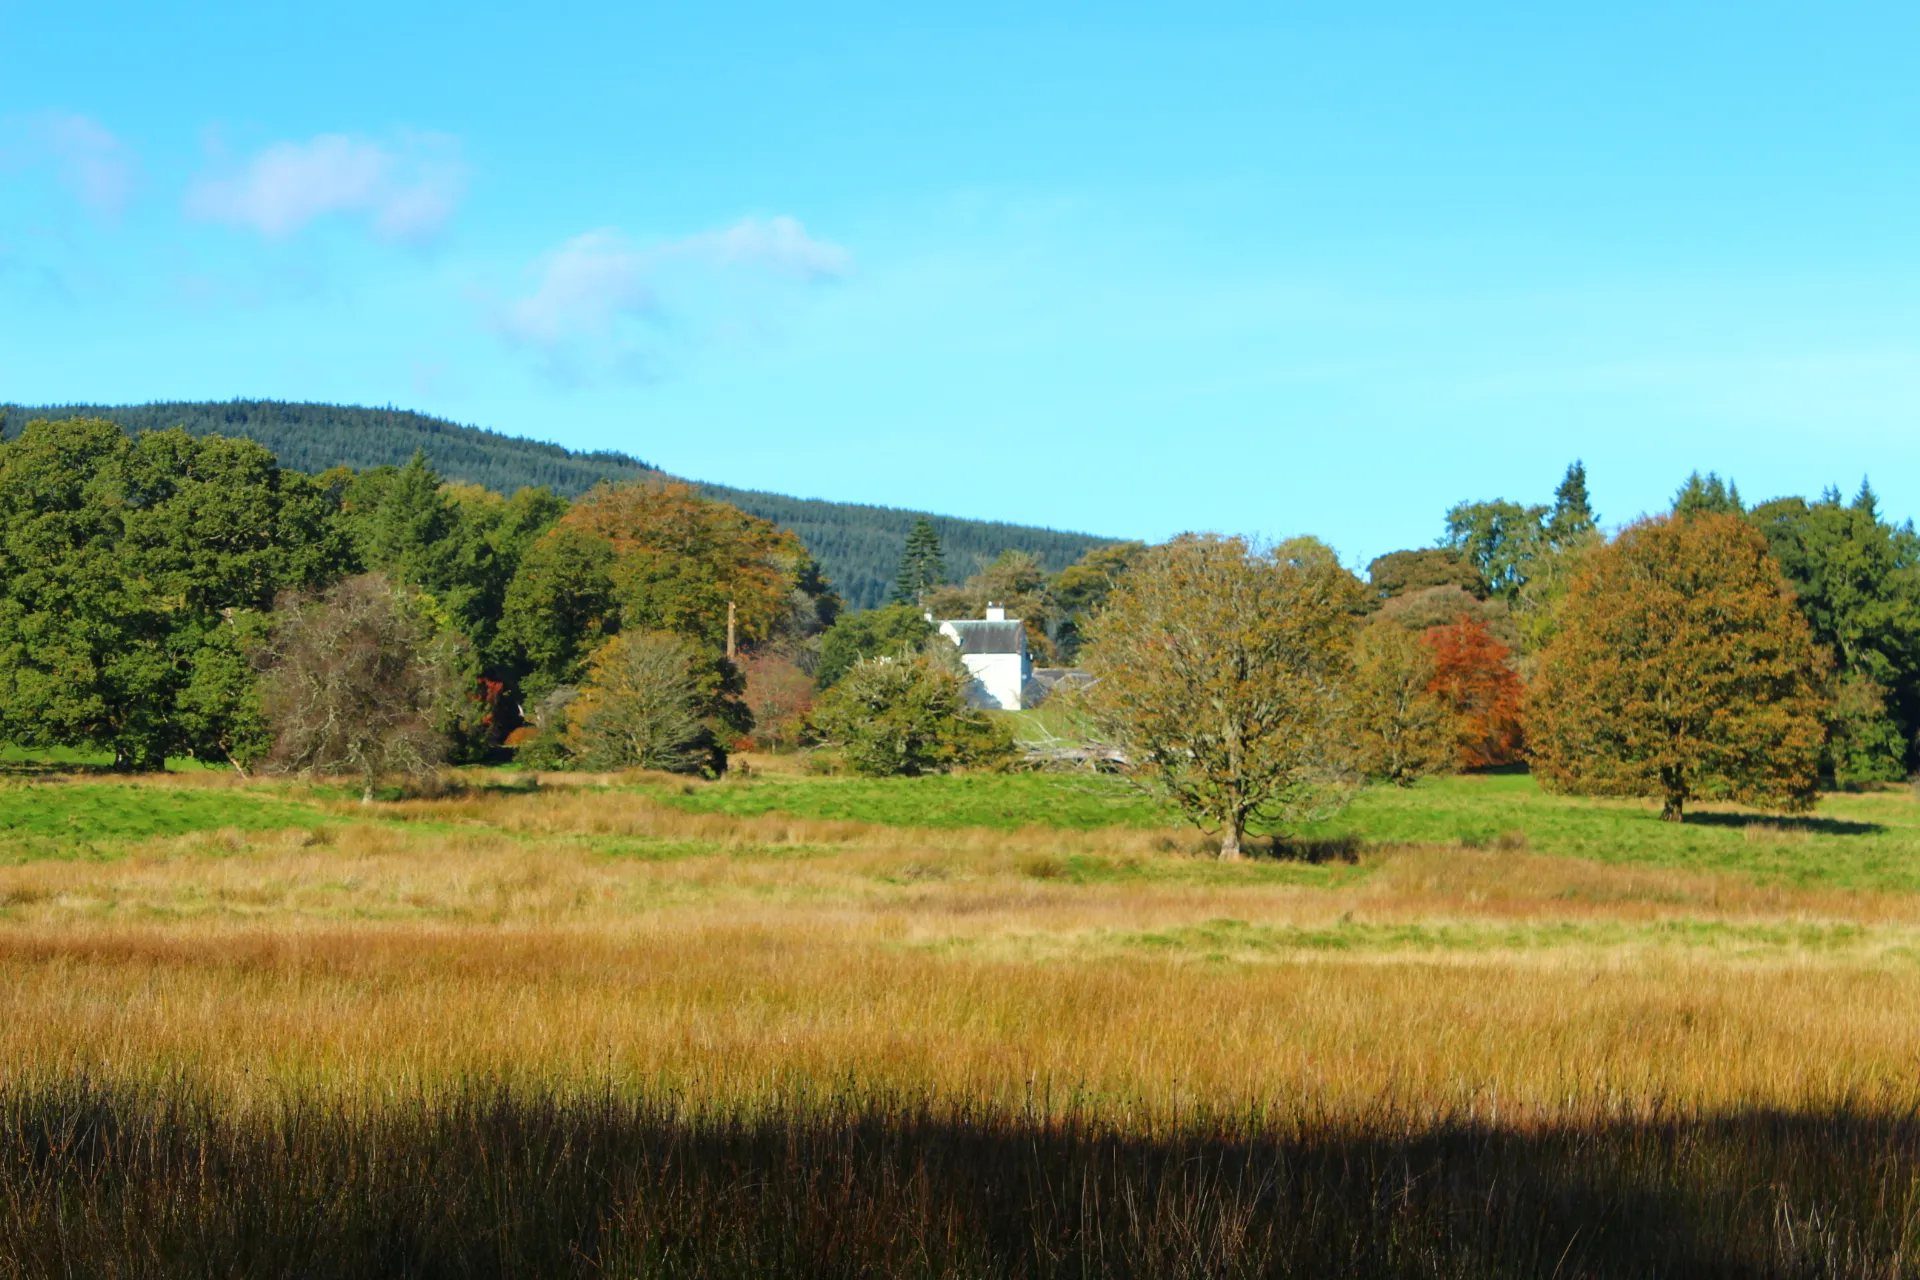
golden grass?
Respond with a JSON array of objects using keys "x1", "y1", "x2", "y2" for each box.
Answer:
[{"x1": 3, "y1": 773, "x2": 1920, "y2": 1133}]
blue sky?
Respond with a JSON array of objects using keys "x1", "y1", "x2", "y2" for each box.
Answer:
[{"x1": 4, "y1": 2, "x2": 1919, "y2": 566}]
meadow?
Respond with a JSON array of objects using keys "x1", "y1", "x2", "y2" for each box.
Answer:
[{"x1": 7, "y1": 762, "x2": 1920, "y2": 1274}]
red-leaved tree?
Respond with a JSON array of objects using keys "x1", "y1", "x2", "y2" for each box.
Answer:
[{"x1": 1422, "y1": 617, "x2": 1525, "y2": 769}]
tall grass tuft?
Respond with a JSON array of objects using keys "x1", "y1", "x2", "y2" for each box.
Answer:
[{"x1": 7, "y1": 1078, "x2": 1920, "y2": 1277}]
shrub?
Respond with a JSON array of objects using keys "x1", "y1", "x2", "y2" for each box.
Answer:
[
  {"x1": 814, "y1": 606, "x2": 936, "y2": 690},
  {"x1": 806, "y1": 654, "x2": 1014, "y2": 777}
]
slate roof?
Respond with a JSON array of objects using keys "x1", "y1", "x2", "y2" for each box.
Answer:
[{"x1": 943, "y1": 619, "x2": 1026, "y2": 655}]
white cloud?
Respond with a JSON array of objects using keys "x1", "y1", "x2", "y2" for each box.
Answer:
[
  {"x1": 491, "y1": 217, "x2": 848, "y2": 383},
  {"x1": 187, "y1": 132, "x2": 465, "y2": 242},
  {"x1": 496, "y1": 229, "x2": 655, "y2": 348},
  {"x1": 11, "y1": 112, "x2": 138, "y2": 215},
  {"x1": 669, "y1": 215, "x2": 851, "y2": 279}
]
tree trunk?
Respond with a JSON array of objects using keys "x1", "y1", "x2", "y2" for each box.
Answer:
[
  {"x1": 1220, "y1": 820, "x2": 1245, "y2": 860},
  {"x1": 362, "y1": 774, "x2": 376, "y2": 805},
  {"x1": 1661, "y1": 793, "x2": 1684, "y2": 822}
]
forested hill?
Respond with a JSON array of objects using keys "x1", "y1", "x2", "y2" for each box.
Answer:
[
  {"x1": 1, "y1": 400, "x2": 659, "y2": 496},
  {"x1": 2, "y1": 400, "x2": 1114, "y2": 610}
]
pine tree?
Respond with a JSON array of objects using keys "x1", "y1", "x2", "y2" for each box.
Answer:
[
  {"x1": 1546, "y1": 461, "x2": 1597, "y2": 547},
  {"x1": 1673, "y1": 471, "x2": 1743, "y2": 518},
  {"x1": 890, "y1": 518, "x2": 947, "y2": 605}
]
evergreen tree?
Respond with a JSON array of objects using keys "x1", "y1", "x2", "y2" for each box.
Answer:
[
  {"x1": 1750, "y1": 480, "x2": 1920, "y2": 782},
  {"x1": 1673, "y1": 471, "x2": 1743, "y2": 518},
  {"x1": 1547, "y1": 461, "x2": 1597, "y2": 547},
  {"x1": 890, "y1": 518, "x2": 947, "y2": 604}
]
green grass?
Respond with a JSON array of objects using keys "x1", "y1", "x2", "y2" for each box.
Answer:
[
  {"x1": 7, "y1": 759, "x2": 1920, "y2": 893},
  {"x1": 653, "y1": 772, "x2": 1170, "y2": 830},
  {"x1": 1284, "y1": 773, "x2": 1920, "y2": 891},
  {"x1": 0, "y1": 783, "x2": 320, "y2": 860},
  {"x1": 0, "y1": 745, "x2": 219, "y2": 772}
]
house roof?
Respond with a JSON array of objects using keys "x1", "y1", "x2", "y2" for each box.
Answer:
[{"x1": 941, "y1": 619, "x2": 1025, "y2": 655}]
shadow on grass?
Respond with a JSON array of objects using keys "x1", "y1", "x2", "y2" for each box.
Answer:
[
  {"x1": 6, "y1": 1081, "x2": 1919, "y2": 1277},
  {"x1": 1257, "y1": 834, "x2": 1364, "y2": 863},
  {"x1": 1684, "y1": 811, "x2": 1885, "y2": 837}
]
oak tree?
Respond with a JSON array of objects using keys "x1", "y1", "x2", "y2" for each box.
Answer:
[
  {"x1": 1527, "y1": 514, "x2": 1829, "y2": 821},
  {"x1": 1080, "y1": 534, "x2": 1368, "y2": 858}
]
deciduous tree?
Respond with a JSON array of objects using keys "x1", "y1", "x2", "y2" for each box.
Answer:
[
  {"x1": 813, "y1": 605, "x2": 937, "y2": 690},
  {"x1": 564, "y1": 631, "x2": 720, "y2": 774},
  {"x1": 0, "y1": 418, "x2": 348, "y2": 770},
  {"x1": 1422, "y1": 617, "x2": 1525, "y2": 769},
  {"x1": 1080, "y1": 534, "x2": 1369, "y2": 858},
  {"x1": 1527, "y1": 514, "x2": 1829, "y2": 821},
  {"x1": 1348, "y1": 619, "x2": 1455, "y2": 785},
  {"x1": 1050, "y1": 540, "x2": 1147, "y2": 662},
  {"x1": 559, "y1": 480, "x2": 807, "y2": 652},
  {"x1": 257, "y1": 574, "x2": 467, "y2": 801},
  {"x1": 743, "y1": 653, "x2": 815, "y2": 752},
  {"x1": 1750, "y1": 483, "x2": 1920, "y2": 783}
]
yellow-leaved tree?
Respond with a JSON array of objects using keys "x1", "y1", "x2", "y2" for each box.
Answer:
[
  {"x1": 1080, "y1": 534, "x2": 1368, "y2": 858},
  {"x1": 1526, "y1": 513, "x2": 1830, "y2": 821}
]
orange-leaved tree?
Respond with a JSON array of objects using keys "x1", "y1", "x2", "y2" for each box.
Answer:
[
  {"x1": 1422, "y1": 616, "x2": 1525, "y2": 769},
  {"x1": 1526, "y1": 513, "x2": 1830, "y2": 821}
]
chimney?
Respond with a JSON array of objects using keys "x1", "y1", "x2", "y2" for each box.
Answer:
[{"x1": 985, "y1": 602, "x2": 1006, "y2": 622}]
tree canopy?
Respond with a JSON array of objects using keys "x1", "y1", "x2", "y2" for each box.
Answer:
[
  {"x1": 1527, "y1": 513, "x2": 1828, "y2": 820},
  {"x1": 1081, "y1": 534, "x2": 1369, "y2": 858},
  {"x1": 0, "y1": 418, "x2": 348, "y2": 769}
]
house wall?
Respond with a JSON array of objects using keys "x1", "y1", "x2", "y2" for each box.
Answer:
[{"x1": 962, "y1": 652, "x2": 1029, "y2": 711}]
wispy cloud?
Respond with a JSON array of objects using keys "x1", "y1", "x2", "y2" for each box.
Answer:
[
  {"x1": 496, "y1": 229, "x2": 656, "y2": 350},
  {"x1": 491, "y1": 217, "x2": 849, "y2": 383},
  {"x1": 186, "y1": 132, "x2": 465, "y2": 242},
  {"x1": 7, "y1": 112, "x2": 139, "y2": 216},
  {"x1": 671, "y1": 215, "x2": 852, "y2": 279}
]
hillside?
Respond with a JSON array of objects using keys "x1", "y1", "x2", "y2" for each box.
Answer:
[{"x1": 2, "y1": 400, "x2": 1115, "y2": 610}]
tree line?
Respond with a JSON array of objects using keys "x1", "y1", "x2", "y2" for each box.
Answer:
[
  {"x1": 1052, "y1": 462, "x2": 1919, "y2": 855},
  {"x1": 0, "y1": 416, "x2": 842, "y2": 786},
  {"x1": 3, "y1": 401, "x2": 1116, "y2": 612},
  {"x1": 5, "y1": 414, "x2": 1911, "y2": 849}
]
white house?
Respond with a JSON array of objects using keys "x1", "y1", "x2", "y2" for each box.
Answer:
[{"x1": 936, "y1": 604, "x2": 1032, "y2": 710}]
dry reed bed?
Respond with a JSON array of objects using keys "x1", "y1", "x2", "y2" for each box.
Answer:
[
  {"x1": 6, "y1": 913, "x2": 1920, "y2": 1125},
  {"x1": 5, "y1": 775, "x2": 1920, "y2": 1128}
]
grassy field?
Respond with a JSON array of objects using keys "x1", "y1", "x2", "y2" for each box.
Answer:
[{"x1": 7, "y1": 764, "x2": 1920, "y2": 1273}]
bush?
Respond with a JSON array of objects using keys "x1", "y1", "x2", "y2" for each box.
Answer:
[
  {"x1": 806, "y1": 654, "x2": 1014, "y2": 777},
  {"x1": 813, "y1": 606, "x2": 936, "y2": 691}
]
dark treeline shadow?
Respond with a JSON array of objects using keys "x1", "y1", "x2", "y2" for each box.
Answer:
[{"x1": 7, "y1": 1080, "x2": 1920, "y2": 1277}]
